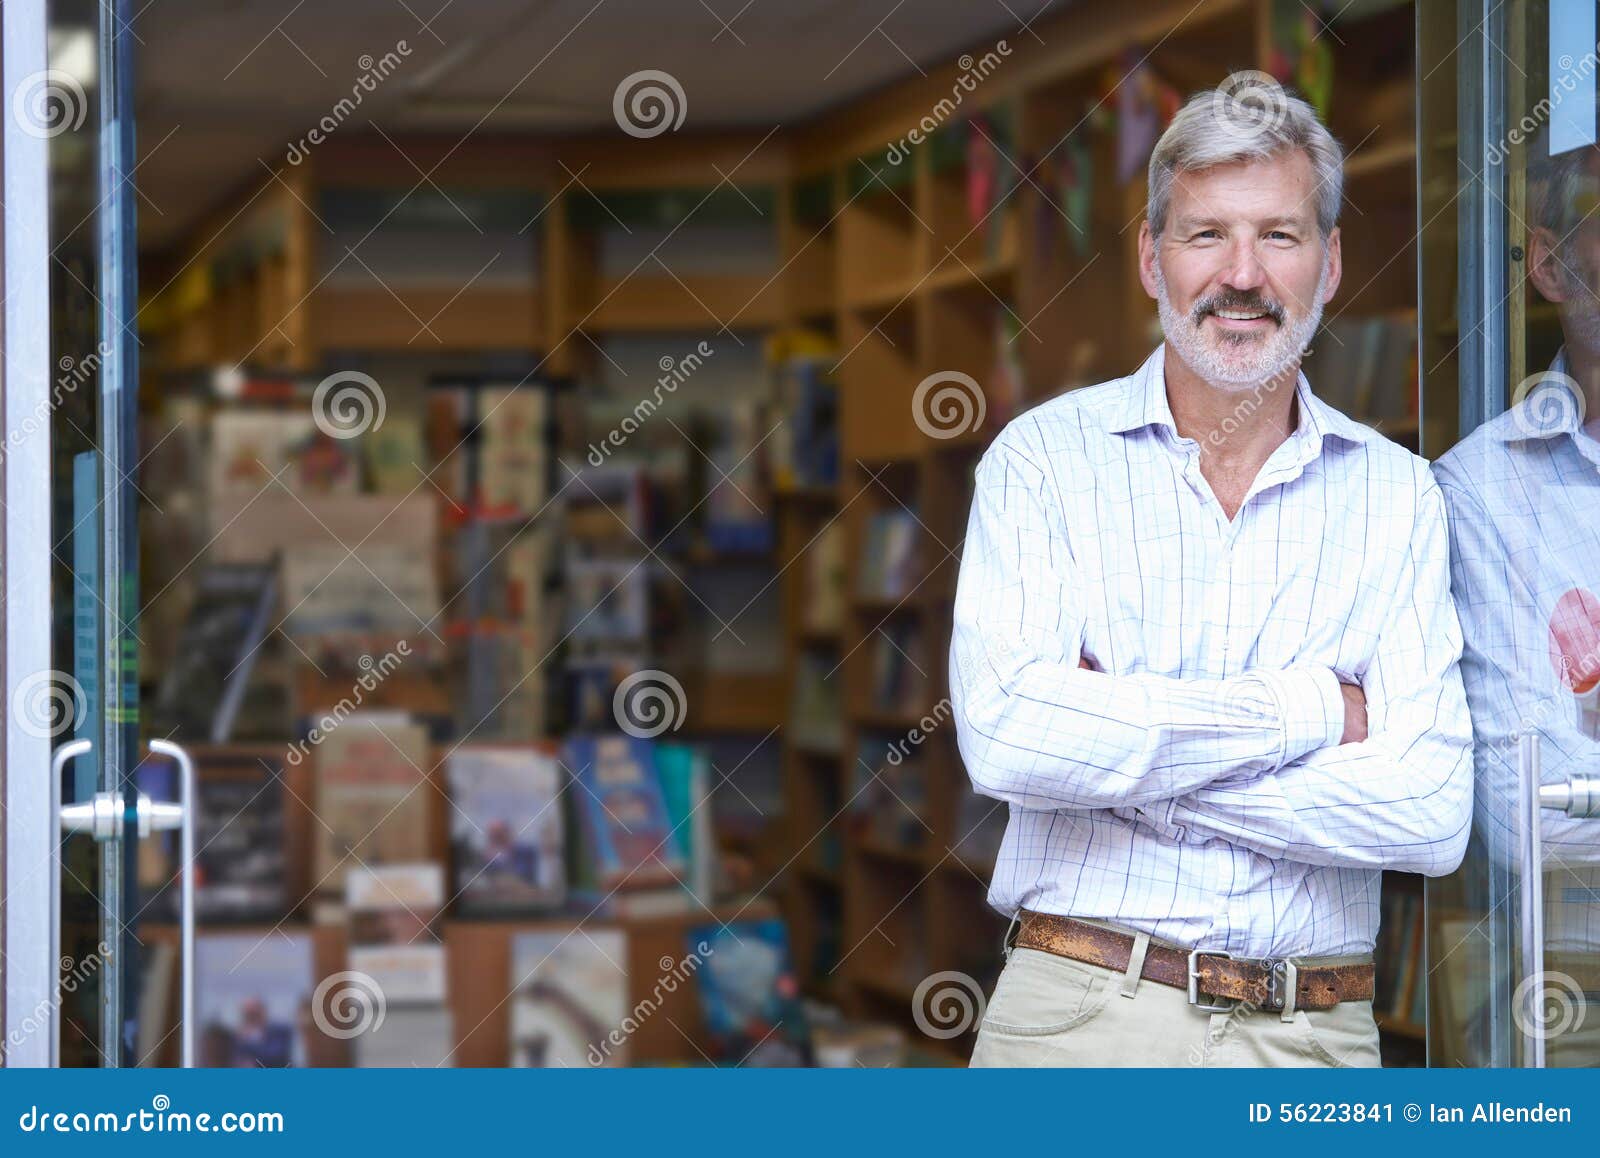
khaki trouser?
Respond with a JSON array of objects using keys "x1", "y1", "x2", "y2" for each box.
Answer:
[{"x1": 969, "y1": 922, "x2": 1382, "y2": 1068}]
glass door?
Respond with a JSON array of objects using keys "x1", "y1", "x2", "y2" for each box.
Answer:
[
  {"x1": 0, "y1": 0, "x2": 167, "y2": 1068},
  {"x1": 1422, "y1": 0, "x2": 1600, "y2": 1067}
]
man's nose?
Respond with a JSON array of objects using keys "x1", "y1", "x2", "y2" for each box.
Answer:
[{"x1": 1221, "y1": 240, "x2": 1266, "y2": 292}]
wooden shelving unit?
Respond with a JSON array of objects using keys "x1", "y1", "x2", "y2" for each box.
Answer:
[{"x1": 138, "y1": 0, "x2": 1427, "y2": 1064}]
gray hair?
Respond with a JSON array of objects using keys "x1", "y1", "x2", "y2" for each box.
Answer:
[{"x1": 1147, "y1": 75, "x2": 1344, "y2": 240}]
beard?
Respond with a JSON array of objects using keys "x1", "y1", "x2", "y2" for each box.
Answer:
[{"x1": 1154, "y1": 252, "x2": 1330, "y2": 391}]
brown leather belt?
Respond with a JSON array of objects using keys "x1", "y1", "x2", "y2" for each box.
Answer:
[{"x1": 1014, "y1": 910, "x2": 1375, "y2": 1013}]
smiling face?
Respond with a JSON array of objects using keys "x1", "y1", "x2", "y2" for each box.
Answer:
[{"x1": 1141, "y1": 148, "x2": 1340, "y2": 390}]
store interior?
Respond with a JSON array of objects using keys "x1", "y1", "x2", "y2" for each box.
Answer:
[{"x1": 48, "y1": 0, "x2": 1430, "y2": 1067}]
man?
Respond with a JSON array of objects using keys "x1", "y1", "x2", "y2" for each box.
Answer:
[
  {"x1": 1432, "y1": 119, "x2": 1600, "y2": 1066},
  {"x1": 949, "y1": 76, "x2": 1473, "y2": 1068}
]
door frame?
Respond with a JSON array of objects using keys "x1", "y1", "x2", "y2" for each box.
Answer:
[{"x1": 1, "y1": 0, "x2": 60, "y2": 1069}]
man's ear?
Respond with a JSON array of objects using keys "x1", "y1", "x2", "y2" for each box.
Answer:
[
  {"x1": 1528, "y1": 226, "x2": 1571, "y2": 303},
  {"x1": 1321, "y1": 225, "x2": 1343, "y2": 303},
  {"x1": 1137, "y1": 220, "x2": 1159, "y2": 300}
]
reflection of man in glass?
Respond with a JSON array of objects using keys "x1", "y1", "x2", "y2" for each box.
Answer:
[{"x1": 1433, "y1": 123, "x2": 1600, "y2": 1065}]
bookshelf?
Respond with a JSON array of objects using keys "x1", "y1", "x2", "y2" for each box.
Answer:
[{"x1": 136, "y1": 0, "x2": 1427, "y2": 1065}]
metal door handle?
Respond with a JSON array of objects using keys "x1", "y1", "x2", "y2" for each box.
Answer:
[{"x1": 1539, "y1": 774, "x2": 1600, "y2": 817}]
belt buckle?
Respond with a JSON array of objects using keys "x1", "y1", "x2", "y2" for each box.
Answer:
[{"x1": 1187, "y1": 948, "x2": 1238, "y2": 1012}]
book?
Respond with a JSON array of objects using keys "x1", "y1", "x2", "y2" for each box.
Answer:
[
  {"x1": 702, "y1": 397, "x2": 775, "y2": 553},
  {"x1": 477, "y1": 386, "x2": 549, "y2": 516},
  {"x1": 141, "y1": 747, "x2": 289, "y2": 921},
  {"x1": 790, "y1": 652, "x2": 843, "y2": 753},
  {"x1": 195, "y1": 932, "x2": 314, "y2": 1068},
  {"x1": 352, "y1": 1005, "x2": 455, "y2": 1068},
  {"x1": 346, "y1": 862, "x2": 447, "y2": 1004},
  {"x1": 133, "y1": 940, "x2": 177, "y2": 1067},
  {"x1": 802, "y1": 522, "x2": 847, "y2": 635},
  {"x1": 447, "y1": 746, "x2": 565, "y2": 913},
  {"x1": 655, "y1": 742, "x2": 715, "y2": 906},
  {"x1": 688, "y1": 918, "x2": 810, "y2": 1066},
  {"x1": 280, "y1": 541, "x2": 440, "y2": 639},
  {"x1": 150, "y1": 560, "x2": 277, "y2": 743},
  {"x1": 208, "y1": 410, "x2": 315, "y2": 508},
  {"x1": 767, "y1": 339, "x2": 839, "y2": 491},
  {"x1": 312, "y1": 714, "x2": 433, "y2": 892},
  {"x1": 858, "y1": 509, "x2": 920, "y2": 600},
  {"x1": 363, "y1": 416, "x2": 425, "y2": 495},
  {"x1": 564, "y1": 734, "x2": 685, "y2": 894},
  {"x1": 509, "y1": 929, "x2": 629, "y2": 1067}
]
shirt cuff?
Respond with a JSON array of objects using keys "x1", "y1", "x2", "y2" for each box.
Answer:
[{"x1": 1251, "y1": 665, "x2": 1346, "y2": 764}]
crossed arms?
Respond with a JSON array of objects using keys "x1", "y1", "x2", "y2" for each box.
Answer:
[{"x1": 947, "y1": 439, "x2": 1474, "y2": 877}]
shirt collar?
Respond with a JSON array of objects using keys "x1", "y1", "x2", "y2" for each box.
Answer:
[
  {"x1": 1108, "y1": 342, "x2": 1379, "y2": 452},
  {"x1": 1493, "y1": 347, "x2": 1583, "y2": 443}
]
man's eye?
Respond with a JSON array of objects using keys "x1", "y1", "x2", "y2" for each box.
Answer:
[{"x1": 1265, "y1": 231, "x2": 1295, "y2": 242}]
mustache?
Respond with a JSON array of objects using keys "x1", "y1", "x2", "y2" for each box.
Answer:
[{"x1": 1190, "y1": 292, "x2": 1286, "y2": 326}]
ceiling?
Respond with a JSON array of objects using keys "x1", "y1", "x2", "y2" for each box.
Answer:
[{"x1": 125, "y1": 0, "x2": 1062, "y2": 251}]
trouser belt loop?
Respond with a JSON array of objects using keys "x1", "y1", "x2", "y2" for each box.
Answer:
[
  {"x1": 1278, "y1": 959, "x2": 1300, "y2": 1022},
  {"x1": 1121, "y1": 931, "x2": 1151, "y2": 998},
  {"x1": 1001, "y1": 909, "x2": 1022, "y2": 961}
]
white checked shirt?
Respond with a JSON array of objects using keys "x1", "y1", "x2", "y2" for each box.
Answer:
[
  {"x1": 949, "y1": 344, "x2": 1474, "y2": 959},
  {"x1": 1434, "y1": 349, "x2": 1600, "y2": 953}
]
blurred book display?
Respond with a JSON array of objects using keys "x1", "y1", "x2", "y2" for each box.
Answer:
[
  {"x1": 448, "y1": 746, "x2": 566, "y2": 914},
  {"x1": 118, "y1": 0, "x2": 1432, "y2": 1070},
  {"x1": 510, "y1": 930, "x2": 629, "y2": 1067},
  {"x1": 195, "y1": 933, "x2": 314, "y2": 1068},
  {"x1": 314, "y1": 714, "x2": 433, "y2": 891}
]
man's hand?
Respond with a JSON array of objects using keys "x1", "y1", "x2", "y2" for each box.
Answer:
[{"x1": 1339, "y1": 681, "x2": 1368, "y2": 745}]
